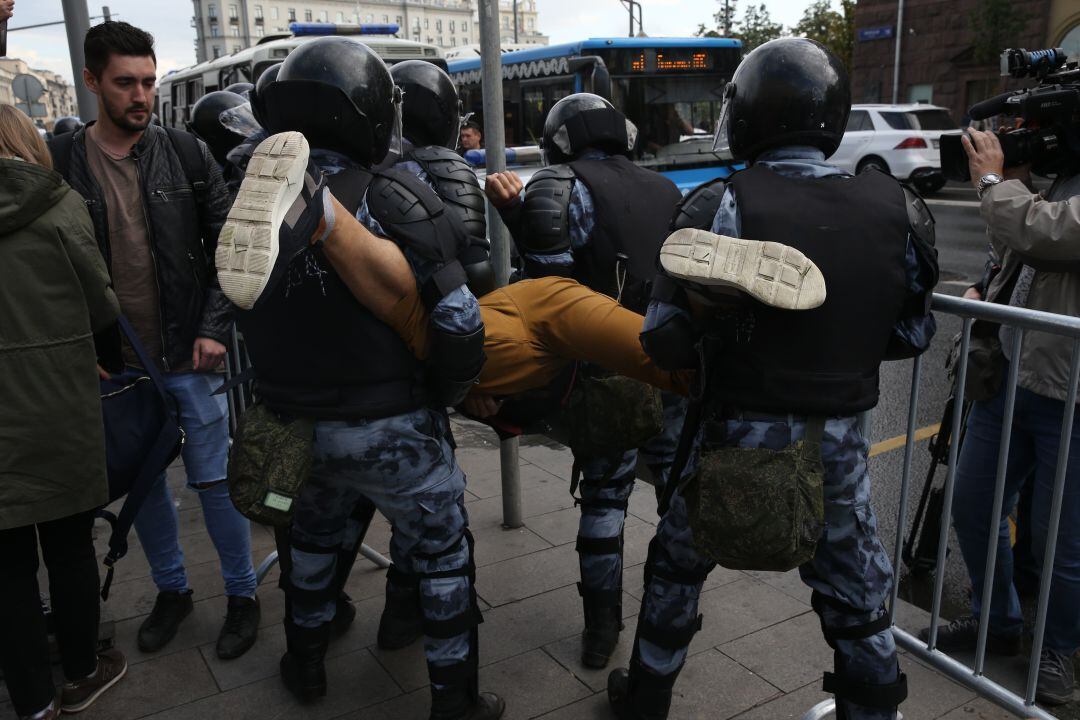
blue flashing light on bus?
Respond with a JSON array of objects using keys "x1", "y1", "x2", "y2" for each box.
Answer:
[
  {"x1": 463, "y1": 147, "x2": 543, "y2": 168},
  {"x1": 288, "y1": 22, "x2": 400, "y2": 36}
]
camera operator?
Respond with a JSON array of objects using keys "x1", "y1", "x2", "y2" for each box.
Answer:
[{"x1": 930, "y1": 127, "x2": 1080, "y2": 705}]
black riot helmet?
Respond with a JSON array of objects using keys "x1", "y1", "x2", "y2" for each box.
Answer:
[
  {"x1": 52, "y1": 116, "x2": 83, "y2": 136},
  {"x1": 713, "y1": 37, "x2": 851, "y2": 162},
  {"x1": 261, "y1": 37, "x2": 401, "y2": 167},
  {"x1": 540, "y1": 92, "x2": 636, "y2": 165},
  {"x1": 390, "y1": 60, "x2": 461, "y2": 149},
  {"x1": 250, "y1": 62, "x2": 282, "y2": 127},
  {"x1": 188, "y1": 90, "x2": 250, "y2": 164},
  {"x1": 224, "y1": 82, "x2": 254, "y2": 98}
]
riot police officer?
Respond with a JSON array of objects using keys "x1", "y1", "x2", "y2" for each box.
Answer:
[
  {"x1": 607, "y1": 38, "x2": 938, "y2": 720},
  {"x1": 217, "y1": 37, "x2": 501, "y2": 719},
  {"x1": 486, "y1": 93, "x2": 687, "y2": 670},
  {"x1": 368, "y1": 59, "x2": 496, "y2": 652},
  {"x1": 187, "y1": 90, "x2": 257, "y2": 169},
  {"x1": 51, "y1": 116, "x2": 83, "y2": 136}
]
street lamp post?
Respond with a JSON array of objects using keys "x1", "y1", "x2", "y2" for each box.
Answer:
[
  {"x1": 891, "y1": 0, "x2": 905, "y2": 104},
  {"x1": 60, "y1": 0, "x2": 97, "y2": 121}
]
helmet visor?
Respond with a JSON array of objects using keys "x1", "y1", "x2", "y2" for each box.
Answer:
[
  {"x1": 711, "y1": 84, "x2": 735, "y2": 160},
  {"x1": 219, "y1": 102, "x2": 263, "y2": 139},
  {"x1": 381, "y1": 85, "x2": 405, "y2": 164}
]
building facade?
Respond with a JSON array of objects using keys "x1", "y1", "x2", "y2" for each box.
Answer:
[
  {"x1": 0, "y1": 58, "x2": 79, "y2": 127},
  {"x1": 851, "y1": 0, "x2": 1079, "y2": 124},
  {"x1": 191, "y1": 0, "x2": 480, "y2": 62},
  {"x1": 493, "y1": 0, "x2": 547, "y2": 46}
]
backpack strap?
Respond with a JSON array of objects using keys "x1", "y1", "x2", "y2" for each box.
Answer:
[
  {"x1": 48, "y1": 131, "x2": 75, "y2": 181},
  {"x1": 164, "y1": 126, "x2": 210, "y2": 200}
]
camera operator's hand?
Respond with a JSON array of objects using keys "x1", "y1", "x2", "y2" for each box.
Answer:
[{"x1": 962, "y1": 130, "x2": 1005, "y2": 189}]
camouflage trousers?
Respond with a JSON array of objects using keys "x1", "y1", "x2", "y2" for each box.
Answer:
[
  {"x1": 577, "y1": 393, "x2": 687, "y2": 600},
  {"x1": 288, "y1": 408, "x2": 475, "y2": 673},
  {"x1": 634, "y1": 415, "x2": 900, "y2": 720}
]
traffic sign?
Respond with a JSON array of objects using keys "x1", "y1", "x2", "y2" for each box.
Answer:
[{"x1": 857, "y1": 26, "x2": 895, "y2": 42}]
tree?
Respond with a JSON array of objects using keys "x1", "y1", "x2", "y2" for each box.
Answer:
[
  {"x1": 714, "y1": 0, "x2": 738, "y2": 37},
  {"x1": 739, "y1": 4, "x2": 784, "y2": 53},
  {"x1": 792, "y1": 0, "x2": 855, "y2": 71},
  {"x1": 970, "y1": 0, "x2": 1027, "y2": 65}
]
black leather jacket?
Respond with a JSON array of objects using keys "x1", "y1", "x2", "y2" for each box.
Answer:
[{"x1": 53, "y1": 123, "x2": 233, "y2": 370}]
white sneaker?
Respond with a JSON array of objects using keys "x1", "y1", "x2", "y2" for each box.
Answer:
[{"x1": 659, "y1": 228, "x2": 827, "y2": 311}]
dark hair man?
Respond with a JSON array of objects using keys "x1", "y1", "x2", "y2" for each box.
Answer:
[
  {"x1": 49, "y1": 20, "x2": 260, "y2": 662},
  {"x1": 459, "y1": 120, "x2": 482, "y2": 151}
]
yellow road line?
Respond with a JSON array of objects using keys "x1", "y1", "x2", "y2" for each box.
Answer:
[{"x1": 869, "y1": 423, "x2": 941, "y2": 458}]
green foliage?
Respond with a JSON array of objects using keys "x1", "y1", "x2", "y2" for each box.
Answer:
[
  {"x1": 970, "y1": 0, "x2": 1027, "y2": 65},
  {"x1": 791, "y1": 0, "x2": 856, "y2": 71},
  {"x1": 740, "y1": 4, "x2": 785, "y2": 53}
]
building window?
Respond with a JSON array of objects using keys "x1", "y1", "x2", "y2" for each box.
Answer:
[
  {"x1": 528, "y1": 18, "x2": 534, "y2": 30},
  {"x1": 208, "y1": 3, "x2": 216, "y2": 17},
  {"x1": 288, "y1": 7, "x2": 295, "y2": 20},
  {"x1": 254, "y1": 5, "x2": 263, "y2": 18},
  {"x1": 231, "y1": 25, "x2": 240, "y2": 36},
  {"x1": 424, "y1": 18, "x2": 429, "y2": 28},
  {"x1": 461, "y1": 21, "x2": 467, "y2": 31},
  {"x1": 501, "y1": 15, "x2": 509, "y2": 29},
  {"x1": 383, "y1": 14, "x2": 388, "y2": 22},
  {"x1": 228, "y1": 4, "x2": 237, "y2": 19},
  {"x1": 908, "y1": 84, "x2": 933, "y2": 104},
  {"x1": 213, "y1": 45, "x2": 222, "y2": 58},
  {"x1": 271, "y1": 6, "x2": 278, "y2": 19},
  {"x1": 1061, "y1": 23, "x2": 1080, "y2": 61},
  {"x1": 365, "y1": 13, "x2": 373, "y2": 22},
  {"x1": 255, "y1": 25, "x2": 264, "y2": 36},
  {"x1": 449, "y1": 20, "x2": 455, "y2": 32},
  {"x1": 397, "y1": 15, "x2": 403, "y2": 25},
  {"x1": 317, "y1": 10, "x2": 327, "y2": 21},
  {"x1": 437, "y1": 35, "x2": 443, "y2": 45},
  {"x1": 211, "y1": 24, "x2": 220, "y2": 36},
  {"x1": 436, "y1": 19, "x2": 442, "y2": 31},
  {"x1": 304, "y1": 9, "x2": 312, "y2": 21},
  {"x1": 450, "y1": 37, "x2": 456, "y2": 46}
]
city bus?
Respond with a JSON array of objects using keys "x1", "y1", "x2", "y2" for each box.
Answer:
[
  {"x1": 157, "y1": 23, "x2": 445, "y2": 131},
  {"x1": 447, "y1": 36, "x2": 743, "y2": 191}
]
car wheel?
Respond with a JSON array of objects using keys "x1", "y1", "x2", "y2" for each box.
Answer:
[
  {"x1": 914, "y1": 176, "x2": 946, "y2": 195},
  {"x1": 857, "y1": 156, "x2": 890, "y2": 175}
]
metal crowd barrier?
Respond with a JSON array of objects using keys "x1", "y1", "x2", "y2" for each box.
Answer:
[
  {"x1": 802, "y1": 293, "x2": 1080, "y2": 720},
  {"x1": 222, "y1": 326, "x2": 392, "y2": 584}
]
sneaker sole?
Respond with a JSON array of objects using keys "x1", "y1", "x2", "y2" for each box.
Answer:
[
  {"x1": 659, "y1": 228, "x2": 827, "y2": 310},
  {"x1": 216, "y1": 131, "x2": 310, "y2": 311},
  {"x1": 61, "y1": 660, "x2": 128, "y2": 713}
]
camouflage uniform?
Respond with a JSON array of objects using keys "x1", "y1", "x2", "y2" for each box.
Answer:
[
  {"x1": 635, "y1": 415, "x2": 897, "y2": 720},
  {"x1": 288, "y1": 408, "x2": 476, "y2": 671}
]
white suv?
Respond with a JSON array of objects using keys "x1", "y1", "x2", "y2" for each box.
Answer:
[{"x1": 831, "y1": 104, "x2": 961, "y2": 194}]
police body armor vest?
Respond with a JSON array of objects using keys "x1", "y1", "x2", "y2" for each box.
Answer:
[
  {"x1": 566, "y1": 155, "x2": 682, "y2": 313},
  {"x1": 716, "y1": 165, "x2": 909, "y2": 416},
  {"x1": 407, "y1": 145, "x2": 495, "y2": 296},
  {"x1": 238, "y1": 168, "x2": 442, "y2": 420}
]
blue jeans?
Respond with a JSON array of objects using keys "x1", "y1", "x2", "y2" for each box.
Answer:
[
  {"x1": 953, "y1": 375, "x2": 1080, "y2": 654},
  {"x1": 132, "y1": 372, "x2": 257, "y2": 599}
]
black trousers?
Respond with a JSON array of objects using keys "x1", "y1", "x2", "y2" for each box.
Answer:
[{"x1": 0, "y1": 511, "x2": 100, "y2": 715}]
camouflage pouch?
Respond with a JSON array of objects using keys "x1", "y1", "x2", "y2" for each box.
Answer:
[
  {"x1": 227, "y1": 402, "x2": 315, "y2": 526},
  {"x1": 684, "y1": 416, "x2": 826, "y2": 572},
  {"x1": 561, "y1": 371, "x2": 664, "y2": 457}
]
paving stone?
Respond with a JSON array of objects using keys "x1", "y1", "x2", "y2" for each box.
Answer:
[
  {"x1": 466, "y1": 477, "x2": 578, "y2": 525},
  {"x1": 143, "y1": 648, "x2": 398, "y2": 720},
  {"x1": 543, "y1": 625, "x2": 637, "y2": 694},
  {"x1": 517, "y1": 441, "x2": 575, "y2": 480},
  {"x1": 345, "y1": 686, "x2": 430, "y2": 719},
  {"x1": 476, "y1": 543, "x2": 580, "y2": 607},
  {"x1": 626, "y1": 484, "x2": 663, "y2": 525},
  {"x1": 371, "y1": 637, "x2": 430, "y2": 694},
  {"x1": 78, "y1": 648, "x2": 219, "y2": 720},
  {"x1": 937, "y1": 697, "x2": 1022, "y2": 719},
  {"x1": 689, "y1": 577, "x2": 809, "y2": 651},
  {"x1": 719, "y1": 611, "x2": 832, "y2": 692},
  {"x1": 730, "y1": 681, "x2": 829, "y2": 719},
  {"x1": 744, "y1": 568, "x2": 813, "y2": 606},
  {"x1": 621, "y1": 562, "x2": 744, "y2": 602},
  {"x1": 900, "y1": 655, "x2": 978, "y2": 718},
  {"x1": 478, "y1": 649, "x2": 592, "y2": 719},
  {"x1": 532, "y1": 691, "x2": 612, "y2": 719},
  {"x1": 666, "y1": 649, "x2": 780, "y2": 719},
  {"x1": 471, "y1": 520, "x2": 553, "y2": 568},
  {"x1": 524, "y1": 505, "x2": 643, "y2": 549}
]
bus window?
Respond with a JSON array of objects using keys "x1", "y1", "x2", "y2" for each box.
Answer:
[{"x1": 611, "y1": 76, "x2": 723, "y2": 158}]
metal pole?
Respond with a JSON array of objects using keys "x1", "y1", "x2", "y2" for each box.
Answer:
[
  {"x1": 61, "y1": 0, "x2": 97, "y2": 121},
  {"x1": 102, "y1": 5, "x2": 111, "y2": 21},
  {"x1": 512, "y1": 0, "x2": 518, "y2": 43},
  {"x1": 1025, "y1": 340, "x2": 1080, "y2": 704},
  {"x1": 891, "y1": 0, "x2": 904, "y2": 104},
  {"x1": 724, "y1": 0, "x2": 731, "y2": 36},
  {"x1": 889, "y1": 356, "x2": 922, "y2": 616},
  {"x1": 479, "y1": 0, "x2": 523, "y2": 529}
]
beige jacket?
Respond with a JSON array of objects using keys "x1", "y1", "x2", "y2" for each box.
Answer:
[{"x1": 981, "y1": 176, "x2": 1080, "y2": 402}]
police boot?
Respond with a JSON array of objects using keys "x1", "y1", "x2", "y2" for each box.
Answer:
[
  {"x1": 580, "y1": 583, "x2": 623, "y2": 669},
  {"x1": 607, "y1": 658, "x2": 677, "y2": 720},
  {"x1": 377, "y1": 565, "x2": 423, "y2": 650},
  {"x1": 331, "y1": 591, "x2": 356, "y2": 638},
  {"x1": 280, "y1": 619, "x2": 331, "y2": 703},
  {"x1": 429, "y1": 685, "x2": 506, "y2": 720}
]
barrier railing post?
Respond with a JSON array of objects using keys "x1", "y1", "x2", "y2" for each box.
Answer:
[
  {"x1": 1024, "y1": 340, "x2": 1080, "y2": 705},
  {"x1": 927, "y1": 317, "x2": 972, "y2": 649},
  {"x1": 974, "y1": 329, "x2": 1023, "y2": 676},
  {"x1": 890, "y1": 355, "x2": 922, "y2": 616}
]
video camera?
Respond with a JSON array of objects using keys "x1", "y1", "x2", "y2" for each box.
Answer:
[{"x1": 941, "y1": 48, "x2": 1080, "y2": 182}]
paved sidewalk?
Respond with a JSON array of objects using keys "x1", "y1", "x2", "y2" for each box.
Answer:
[{"x1": 2, "y1": 416, "x2": 1024, "y2": 720}]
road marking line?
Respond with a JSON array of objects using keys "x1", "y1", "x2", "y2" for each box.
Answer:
[
  {"x1": 869, "y1": 423, "x2": 941, "y2": 457},
  {"x1": 925, "y1": 198, "x2": 980, "y2": 208}
]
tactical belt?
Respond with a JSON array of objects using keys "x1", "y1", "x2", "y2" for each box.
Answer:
[
  {"x1": 638, "y1": 613, "x2": 703, "y2": 651},
  {"x1": 811, "y1": 591, "x2": 893, "y2": 644},
  {"x1": 576, "y1": 535, "x2": 623, "y2": 556}
]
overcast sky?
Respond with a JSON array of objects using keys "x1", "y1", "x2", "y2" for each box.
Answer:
[{"x1": 4, "y1": 0, "x2": 835, "y2": 83}]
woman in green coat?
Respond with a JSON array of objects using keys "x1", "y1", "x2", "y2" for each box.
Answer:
[{"x1": 0, "y1": 104, "x2": 127, "y2": 720}]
